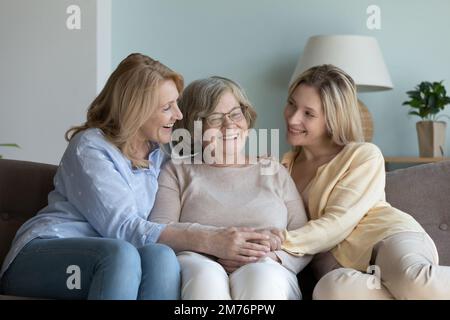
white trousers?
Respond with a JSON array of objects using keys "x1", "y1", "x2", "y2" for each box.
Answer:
[
  {"x1": 313, "y1": 232, "x2": 450, "y2": 300},
  {"x1": 177, "y1": 251, "x2": 301, "y2": 300}
]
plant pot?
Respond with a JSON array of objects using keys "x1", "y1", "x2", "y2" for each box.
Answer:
[{"x1": 416, "y1": 121, "x2": 446, "y2": 157}]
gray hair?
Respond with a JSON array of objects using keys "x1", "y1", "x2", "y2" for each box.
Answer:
[{"x1": 175, "y1": 76, "x2": 257, "y2": 137}]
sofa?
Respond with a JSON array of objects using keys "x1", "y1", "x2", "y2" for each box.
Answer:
[{"x1": 1, "y1": 158, "x2": 450, "y2": 300}]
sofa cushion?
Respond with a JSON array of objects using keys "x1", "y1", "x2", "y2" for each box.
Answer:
[
  {"x1": 386, "y1": 160, "x2": 450, "y2": 265},
  {"x1": 0, "y1": 216, "x2": 28, "y2": 270},
  {"x1": 0, "y1": 159, "x2": 57, "y2": 265}
]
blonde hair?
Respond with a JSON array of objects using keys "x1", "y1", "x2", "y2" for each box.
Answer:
[
  {"x1": 288, "y1": 64, "x2": 364, "y2": 149},
  {"x1": 176, "y1": 76, "x2": 257, "y2": 138},
  {"x1": 65, "y1": 53, "x2": 183, "y2": 168}
]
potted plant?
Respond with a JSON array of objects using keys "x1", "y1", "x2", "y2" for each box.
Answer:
[
  {"x1": 403, "y1": 81, "x2": 450, "y2": 157},
  {"x1": 0, "y1": 143, "x2": 20, "y2": 159}
]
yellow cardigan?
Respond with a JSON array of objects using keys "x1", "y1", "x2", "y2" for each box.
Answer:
[{"x1": 281, "y1": 142, "x2": 425, "y2": 271}]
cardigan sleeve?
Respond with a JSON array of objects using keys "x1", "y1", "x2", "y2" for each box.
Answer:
[
  {"x1": 273, "y1": 167, "x2": 312, "y2": 273},
  {"x1": 282, "y1": 146, "x2": 386, "y2": 256}
]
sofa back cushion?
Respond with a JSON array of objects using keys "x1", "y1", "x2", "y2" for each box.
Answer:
[
  {"x1": 0, "y1": 159, "x2": 57, "y2": 265},
  {"x1": 386, "y1": 160, "x2": 450, "y2": 265}
]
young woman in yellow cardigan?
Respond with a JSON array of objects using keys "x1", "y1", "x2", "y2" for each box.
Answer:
[{"x1": 281, "y1": 64, "x2": 450, "y2": 299}]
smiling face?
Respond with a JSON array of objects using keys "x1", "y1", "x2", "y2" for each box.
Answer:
[
  {"x1": 203, "y1": 91, "x2": 248, "y2": 164},
  {"x1": 138, "y1": 79, "x2": 183, "y2": 144},
  {"x1": 284, "y1": 84, "x2": 329, "y2": 148}
]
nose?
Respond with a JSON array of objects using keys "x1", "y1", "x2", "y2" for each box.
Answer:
[
  {"x1": 173, "y1": 102, "x2": 183, "y2": 120},
  {"x1": 222, "y1": 114, "x2": 236, "y2": 128},
  {"x1": 286, "y1": 108, "x2": 302, "y2": 124}
]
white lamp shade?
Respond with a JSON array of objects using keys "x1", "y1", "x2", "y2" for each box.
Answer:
[{"x1": 291, "y1": 35, "x2": 393, "y2": 92}]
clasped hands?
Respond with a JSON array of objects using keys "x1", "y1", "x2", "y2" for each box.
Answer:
[{"x1": 211, "y1": 227, "x2": 285, "y2": 273}]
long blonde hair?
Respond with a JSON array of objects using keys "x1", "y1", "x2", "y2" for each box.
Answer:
[
  {"x1": 288, "y1": 64, "x2": 364, "y2": 151},
  {"x1": 66, "y1": 53, "x2": 183, "y2": 168}
]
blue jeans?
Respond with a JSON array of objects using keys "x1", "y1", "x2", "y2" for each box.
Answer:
[{"x1": 0, "y1": 238, "x2": 180, "y2": 300}]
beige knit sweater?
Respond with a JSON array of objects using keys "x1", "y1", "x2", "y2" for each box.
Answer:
[{"x1": 150, "y1": 159, "x2": 312, "y2": 274}]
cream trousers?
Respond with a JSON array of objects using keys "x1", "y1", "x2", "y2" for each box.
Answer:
[
  {"x1": 313, "y1": 232, "x2": 450, "y2": 300},
  {"x1": 177, "y1": 251, "x2": 301, "y2": 300}
]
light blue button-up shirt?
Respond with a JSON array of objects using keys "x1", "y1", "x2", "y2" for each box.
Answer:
[{"x1": 1, "y1": 128, "x2": 167, "y2": 277}]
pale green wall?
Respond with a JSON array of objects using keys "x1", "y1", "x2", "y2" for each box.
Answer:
[{"x1": 112, "y1": 0, "x2": 450, "y2": 157}]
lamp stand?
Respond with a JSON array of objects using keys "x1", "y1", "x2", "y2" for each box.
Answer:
[{"x1": 358, "y1": 99, "x2": 373, "y2": 142}]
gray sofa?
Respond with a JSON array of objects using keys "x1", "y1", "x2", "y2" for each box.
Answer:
[{"x1": 0, "y1": 158, "x2": 449, "y2": 299}]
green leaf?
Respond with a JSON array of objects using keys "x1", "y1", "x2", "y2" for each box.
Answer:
[
  {"x1": 419, "y1": 109, "x2": 429, "y2": 118},
  {"x1": 419, "y1": 82, "x2": 432, "y2": 93},
  {"x1": 408, "y1": 111, "x2": 421, "y2": 117},
  {"x1": 409, "y1": 100, "x2": 423, "y2": 108},
  {"x1": 434, "y1": 84, "x2": 444, "y2": 95},
  {"x1": 406, "y1": 90, "x2": 421, "y2": 100},
  {"x1": 428, "y1": 94, "x2": 437, "y2": 109},
  {"x1": 0, "y1": 143, "x2": 20, "y2": 148}
]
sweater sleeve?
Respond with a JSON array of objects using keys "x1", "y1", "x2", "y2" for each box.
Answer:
[
  {"x1": 282, "y1": 146, "x2": 385, "y2": 256},
  {"x1": 149, "y1": 161, "x2": 182, "y2": 224},
  {"x1": 149, "y1": 162, "x2": 221, "y2": 238},
  {"x1": 274, "y1": 167, "x2": 313, "y2": 273}
]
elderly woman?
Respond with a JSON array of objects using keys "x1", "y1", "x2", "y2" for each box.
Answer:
[{"x1": 150, "y1": 76, "x2": 312, "y2": 300}]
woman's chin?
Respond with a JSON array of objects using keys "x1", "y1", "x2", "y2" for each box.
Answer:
[
  {"x1": 155, "y1": 131, "x2": 173, "y2": 144},
  {"x1": 221, "y1": 149, "x2": 246, "y2": 164},
  {"x1": 287, "y1": 134, "x2": 304, "y2": 147}
]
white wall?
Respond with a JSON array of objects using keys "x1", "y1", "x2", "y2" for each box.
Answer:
[{"x1": 0, "y1": 0, "x2": 111, "y2": 164}]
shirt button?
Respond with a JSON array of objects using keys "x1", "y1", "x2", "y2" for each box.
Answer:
[{"x1": 439, "y1": 223, "x2": 448, "y2": 231}]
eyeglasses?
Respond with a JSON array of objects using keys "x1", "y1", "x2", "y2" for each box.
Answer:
[{"x1": 203, "y1": 106, "x2": 247, "y2": 128}]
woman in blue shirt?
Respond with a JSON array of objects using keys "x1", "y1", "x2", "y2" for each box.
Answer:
[{"x1": 0, "y1": 53, "x2": 272, "y2": 300}]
